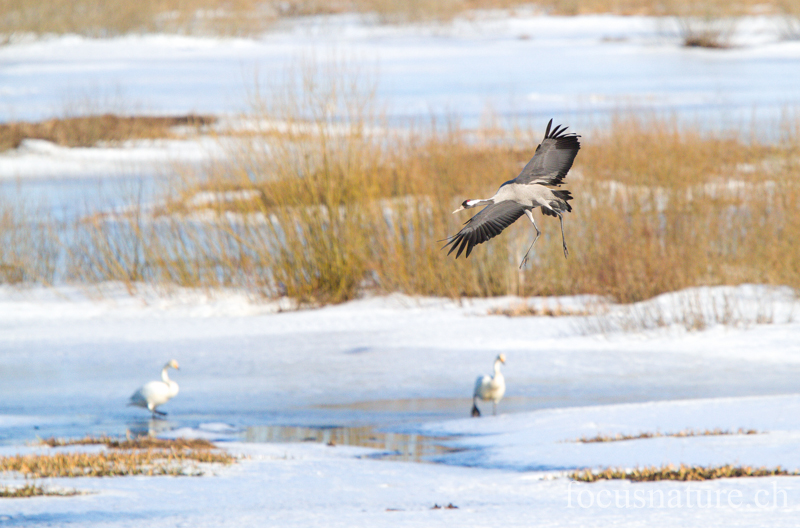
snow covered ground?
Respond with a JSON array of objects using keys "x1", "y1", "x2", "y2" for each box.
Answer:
[
  {"x1": 3, "y1": 285, "x2": 800, "y2": 525},
  {"x1": 3, "y1": 14, "x2": 800, "y2": 128}
]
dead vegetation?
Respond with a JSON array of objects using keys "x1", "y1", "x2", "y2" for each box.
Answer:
[
  {"x1": 40, "y1": 435, "x2": 216, "y2": 450},
  {"x1": 0, "y1": 0, "x2": 791, "y2": 38},
  {"x1": 2, "y1": 436, "x2": 234, "y2": 478},
  {"x1": 570, "y1": 463, "x2": 797, "y2": 482},
  {"x1": 0, "y1": 114, "x2": 215, "y2": 152},
  {"x1": 574, "y1": 428, "x2": 760, "y2": 443},
  {"x1": 3, "y1": 61, "x2": 800, "y2": 307},
  {"x1": 0, "y1": 483, "x2": 80, "y2": 498}
]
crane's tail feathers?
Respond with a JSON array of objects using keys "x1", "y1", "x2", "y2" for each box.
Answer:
[{"x1": 542, "y1": 190, "x2": 573, "y2": 217}]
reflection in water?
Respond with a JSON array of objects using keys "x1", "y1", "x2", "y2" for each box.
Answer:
[
  {"x1": 126, "y1": 418, "x2": 176, "y2": 438},
  {"x1": 245, "y1": 425, "x2": 459, "y2": 463}
]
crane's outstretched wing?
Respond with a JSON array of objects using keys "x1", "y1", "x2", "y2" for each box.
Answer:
[
  {"x1": 442, "y1": 201, "x2": 525, "y2": 259},
  {"x1": 511, "y1": 119, "x2": 581, "y2": 187}
]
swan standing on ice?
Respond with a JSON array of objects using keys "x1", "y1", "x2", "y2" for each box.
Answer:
[
  {"x1": 471, "y1": 354, "x2": 506, "y2": 417},
  {"x1": 129, "y1": 360, "x2": 180, "y2": 417}
]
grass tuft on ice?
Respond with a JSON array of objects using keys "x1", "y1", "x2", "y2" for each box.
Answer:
[
  {"x1": 4, "y1": 437, "x2": 234, "y2": 478},
  {"x1": 40, "y1": 435, "x2": 216, "y2": 451},
  {"x1": 573, "y1": 427, "x2": 760, "y2": 443},
  {"x1": 0, "y1": 483, "x2": 81, "y2": 498},
  {"x1": 570, "y1": 463, "x2": 797, "y2": 482}
]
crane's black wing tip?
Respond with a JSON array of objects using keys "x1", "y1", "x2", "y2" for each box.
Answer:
[{"x1": 442, "y1": 232, "x2": 477, "y2": 259}]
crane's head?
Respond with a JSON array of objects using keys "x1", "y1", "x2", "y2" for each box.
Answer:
[
  {"x1": 167, "y1": 359, "x2": 180, "y2": 370},
  {"x1": 497, "y1": 353, "x2": 506, "y2": 364},
  {"x1": 453, "y1": 199, "x2": 482, "y2": 214}
]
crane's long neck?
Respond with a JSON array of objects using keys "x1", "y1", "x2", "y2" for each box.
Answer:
[{"x1": 161, "y1": 367, "x2": 171, "y2": 383}]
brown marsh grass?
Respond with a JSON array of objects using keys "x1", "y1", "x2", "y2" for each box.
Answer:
[
  {"x1": 2, "y1": 440, "x2": 235, "y2": 478},
  {"x1": 574, "y1": 427, "x2": 759, "y2": 443},
  {"x1": 0, "y1": 0, "x2": 790, "y2": 38},
  {"x1": 41, "y1": 435, "x2": 216, "y2": 450},
  {"x1": 36, "y1": 102, "x2": 800, "y2": 306},
  {"x1": 3, "y1": 63, "x2": 800, "y2": 306},
  {"x1": 0, "y1": 199, "x2": 61, "y2": 285},
  {"x1": 135, "y1": 96, "x2": 800, "y2": 304},
  {"x1": 0, "y1": 450, "x2": 233, "y2": 478},
  {"x1": 0, "y1": 483, "x2": 79, "y2": 498},
  {"x1": 0, "y1": 114, "x2": 215, "y2": 152},
  {"x1": 570, "y1": 463, "x2": 797, "y2": 482}
]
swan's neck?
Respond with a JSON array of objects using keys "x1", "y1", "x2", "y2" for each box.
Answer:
[
  {"x1": 161, "y1": 367, "x2": 171, "y2": 383},
  {"x1": 493, "y1": 360, "x2": 503, "y2": 377}
]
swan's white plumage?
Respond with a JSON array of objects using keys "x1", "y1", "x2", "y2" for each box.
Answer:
[
  {"x1": 129, "y1": 359, "x2": 180, "y2": 415},
  {"x1": 472, "y1": 354, "x2": 506, "y2": 416}
]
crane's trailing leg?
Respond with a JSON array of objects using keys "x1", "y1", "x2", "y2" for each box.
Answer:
[
  {"x1": 557, "y1": 212, "x2": 568, "y2": 258},
  {"x1": 519, "y1": 209, "x2": 541, "y2": 269}
]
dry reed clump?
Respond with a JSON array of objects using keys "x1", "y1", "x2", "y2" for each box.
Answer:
[
  {"x1": 570, "y1": 463, "x2": 797, "y2": 482},
  {"x1": 40, "y1": 435, "x2": 216, "y2": 451},
  {"x1": 0, "y1": 483, "x2": 80, "y2": 498},
  {"x1": 0, "y1": 199, "x2": 61, "y2": 285},
  {"x1": 0, "y1": 114, "x2": 214, "y2": 152},
  {"x1": 575, "y1": 427, "x2": 759, "y2": 443},
  {"x1": 1, "y1": 446, "x2": 234, "y2": 478},
  {"x1": 778, "y1": 0, "x2": 800, "y2": 40}
]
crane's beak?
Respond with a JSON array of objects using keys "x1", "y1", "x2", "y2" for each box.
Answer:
[{"x1": 452, "y1": 205, "x2": 465, "y2": 214}]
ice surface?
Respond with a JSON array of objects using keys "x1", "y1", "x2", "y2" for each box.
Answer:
[{"x1": 3, "y1": 285, "x2": 800, "y2": 525}]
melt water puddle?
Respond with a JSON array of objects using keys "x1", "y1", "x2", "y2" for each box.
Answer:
[{"x1": 244, "y1": 424, "x2": 462, "y2": 463}]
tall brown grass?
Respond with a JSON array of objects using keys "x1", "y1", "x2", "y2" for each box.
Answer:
[
  {"x1": 4, "y1": 64, "x2": 800, "y2": 306},
  {"x1": 0, "y1": 198, "x2": 60, "y2": 285},
  {"x1": 94, "y1": 69, "x2": 799, "y2": 305},
  {"x1": 47, "y1": 64, "x2": 800, "y2": 304},
  {"x1": 0, "y1": 0, "x2": 789, "y2": 38}
]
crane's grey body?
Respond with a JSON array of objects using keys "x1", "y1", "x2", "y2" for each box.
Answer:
[{"x1": 444, "y1": 119, "x2": 581, "y2": 268}]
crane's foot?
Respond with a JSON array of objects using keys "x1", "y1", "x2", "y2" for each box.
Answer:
[{"x1": 563, "y1": 244, "x2": 569, "y2": 258}]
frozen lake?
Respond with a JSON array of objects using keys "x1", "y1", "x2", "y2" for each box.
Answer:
[
  {"x1": 2, "y1": 15, "x2": 800, "y2": 129},
  {"x1": 3, "y1": 287, "x2": 800, "y2": 446},
  {"x1": 4, "y1": 287, "x2": 800, "y2": 526}
]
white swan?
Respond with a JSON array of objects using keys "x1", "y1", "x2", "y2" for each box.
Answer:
[
  {"x1": 129, "y1": 360, "x2": 180, "y2": 417},
  {"x1": 471, "y1": 354, "x2": 506, "y2": 417}
]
